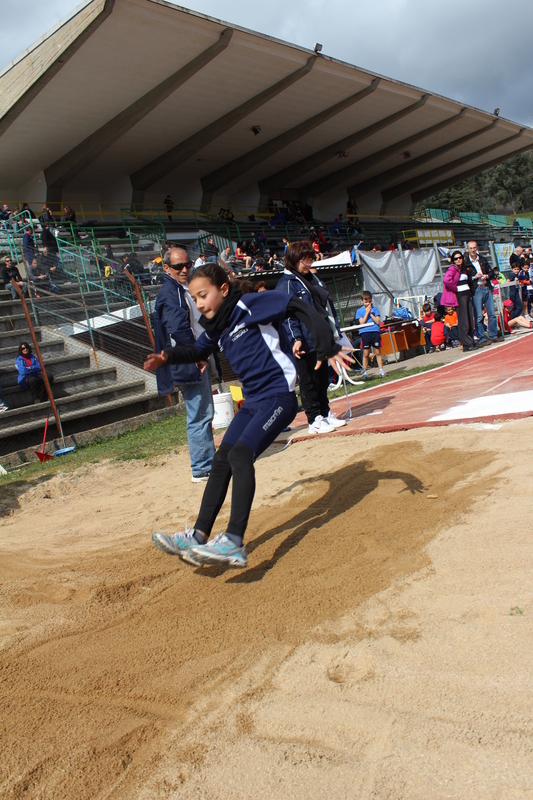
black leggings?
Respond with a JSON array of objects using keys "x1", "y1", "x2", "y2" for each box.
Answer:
[{"x1": 194, "y1": 392, "x2": 297, "y2": 541}]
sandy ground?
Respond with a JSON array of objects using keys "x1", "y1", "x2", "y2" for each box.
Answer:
[{"x1": 1, "y1": 418, "x2": 533, "y2": 799}]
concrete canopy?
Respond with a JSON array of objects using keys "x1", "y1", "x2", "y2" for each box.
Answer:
[{"x1": 1, "y1": 0, "x2": 532, "y2": 218}]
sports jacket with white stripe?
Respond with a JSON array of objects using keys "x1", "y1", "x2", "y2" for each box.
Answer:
[
  {"x1": 275, "y1": 268, "x2": 341, "y2": 355},
  {"x1": 163, "y1": 288, "x2": 340, "y2": 402}
]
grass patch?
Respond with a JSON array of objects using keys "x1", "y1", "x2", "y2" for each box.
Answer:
[
  {"x1": 0, "y1": 412, "x2": 188, "y2": 487},
  {"x1": 327, "y1": 363, "x2": 444, "y2": 400}
]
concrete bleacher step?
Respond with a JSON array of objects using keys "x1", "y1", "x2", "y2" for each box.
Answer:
[
  {"x1": 0, "y1": 353, "x2": 91, "y2": 389},
  {"x1": 0, "y1": 389, "x2": 166, "y2": 457},
  {"x1": 0, "y1": 313, "x2": 33, "y2": 333},
  {"x1": 0, "y1": 326, "x2": 43, "y2": 349},
  {"x1": 2, "y1": 365, "x2": 117, "y2": 408},
  {"x1": 0, "y1": 379, "x2": 146, "y2": 428},
  {"x1": 0, "y1": 338, "x2": 64, "y2": 367}
]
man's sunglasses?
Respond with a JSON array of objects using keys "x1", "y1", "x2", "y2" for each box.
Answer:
[{"x1": 170, "y1": 261, "x2": 192, "y2": 270}]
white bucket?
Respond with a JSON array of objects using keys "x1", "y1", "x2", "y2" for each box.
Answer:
[{"x1": 212, "y1": 392, "x2": 234, "y2": 429}]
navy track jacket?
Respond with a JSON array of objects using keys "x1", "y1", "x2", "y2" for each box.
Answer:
[
  {"x1": 153, "y1": 273, "x2": 202, "y2": 393},
  {"x1": 275, "y1": 268, "x2": 341, "y2": 354},
  {"x1": 164, "y1": 291, "x2": 339, "y2": 402}
]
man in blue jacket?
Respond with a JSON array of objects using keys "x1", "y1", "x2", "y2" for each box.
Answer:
[{"x1": 153, "y1": 247, "x2": 215, "y2": 482}]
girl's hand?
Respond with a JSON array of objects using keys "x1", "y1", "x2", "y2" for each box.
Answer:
[
  {"x1": 293, "y1": 340, "x2": 305, "y2": 359},
  {"x1": 316, "y1": 350, "x2": 354, "y2": 375},
  {"x1": 196, "y1": 360, "x2": 208, "y2": 373},
  {"x1": 144, "y1": 350, "x2": 168, "y2": 371}
]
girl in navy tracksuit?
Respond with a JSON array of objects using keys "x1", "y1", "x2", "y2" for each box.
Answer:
[{"x1": 144, "y1": 263, "x2": 350, "y2": 570}]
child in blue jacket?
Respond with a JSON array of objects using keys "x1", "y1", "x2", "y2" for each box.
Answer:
[{"x1": 144, "y1": 263, "x2": 351, "y2": 570}]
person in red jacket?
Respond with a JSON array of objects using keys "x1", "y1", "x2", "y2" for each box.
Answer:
[{"x1": 430, "y1": 311, "x2": 447, "y2": 350}]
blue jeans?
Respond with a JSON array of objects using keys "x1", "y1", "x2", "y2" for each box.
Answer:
[
  {"x1": 178, "y1": 369, "x2": 215, "y2": 477},
  {"x1": 8, "y1": 282, "x2": 27, "y2": 299},
  {"x1": 473, "y1": 285, "x2": 498, "y2": 340},
  {"x1": 206, "y1": 255, "x2": 218, "y2": 263}
]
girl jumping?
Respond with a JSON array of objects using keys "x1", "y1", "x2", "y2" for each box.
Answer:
[{"x1": 144, "y1": 263, "x2": 351, "y2": 570}]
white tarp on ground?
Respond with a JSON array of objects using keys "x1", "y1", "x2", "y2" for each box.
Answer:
[
  {"x1": 359, "y1": 249, "x2": 442, "y2": 317},
  {"x1": 319, "y1": 250, "x2": 353, "y2": 266}
]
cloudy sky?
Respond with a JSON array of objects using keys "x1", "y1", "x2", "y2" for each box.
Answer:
[{"x1": 2, "y1": 0, "x2": 533, "y2": 126}]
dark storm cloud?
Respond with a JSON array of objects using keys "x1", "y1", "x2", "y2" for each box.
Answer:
[{"x1": 2, "y1": 0, "x2": 532, "y2": 127}]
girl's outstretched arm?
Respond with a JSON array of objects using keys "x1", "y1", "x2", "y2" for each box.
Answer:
[{"x1": 286, "y1": 298, "x2": 353, "y2": 375}]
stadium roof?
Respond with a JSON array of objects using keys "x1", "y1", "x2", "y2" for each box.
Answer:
[{"x1": 1, "y1": 0, "x2": 532, "y2": 217}]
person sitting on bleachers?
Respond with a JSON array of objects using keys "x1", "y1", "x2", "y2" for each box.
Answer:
[
  {"x1": 235, "y1": 242, "x2": 252, "y2": 269},
  {"x1": 28, "y1": 256, "x2": 61, "y2": 295},
  {"x1": 16, "y1": 342, "x2": 52, "y2": 404},
  {"x1": 2, "y1": 256, "x2": 28, "y2": 299},
  {"x1": 444, "y1": 306, "x2": 460, "y2": 346},
  {"x1": 61, "y1": 205, "x2": 76, "y2": 224}
]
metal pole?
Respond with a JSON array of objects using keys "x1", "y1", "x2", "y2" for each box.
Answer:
[
  {"x1": 124, "y1": 270, "x2": 173, "y2": 407},
  {"x1": 10, "y1": 278, "x2": 63, "y2": 438},
  {"x1": 433, "y1": 242, "x2": 444, "y2": 281},
  {"x1": 76, "y1": 274, "x2": 100, "y2": 368},
  {"x1": 398, "y1": 243, "x2": 415, "y2": 307},
  {"x1": 124, "y1": 269, "x2": 155, "y2": 348}
]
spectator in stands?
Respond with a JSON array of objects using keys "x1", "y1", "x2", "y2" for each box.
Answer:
[
  {"x1": 421, "y1": 302, "x2": 435, "y2": 342},
  {"x1": 153, "y1": 248, "x2": 215, "y2": 482},
  {"x1": 39, "y1": 204, "x2": 55, "y2": 226},
  {"x1": 16, "y1": 342, "x2": 51, "y2": 404},
  {"x1": 510, "y1": 247, "x2": 530, "y2": 314},
  {"x1": 22, "y1": 227, "x2": 36, "y2": 265},
  {"x1": 527, "y1": 257, "x2": 533, "y2": 317},
  {"x1": 235, "y1": 242, "x2": 251, "y2": 269},
  {"x1": 163, "y1": 195, "x2": 174, "y2": 221},
  {"x1": 220, "y1": 245, "x2": 241, "y2": 274},
  {"x1": 371, "y1": 244, "x2": 383, "y2": 252},
  {"x1": 40, "y1": 223, "x2": 58, "y2": 252},
  {"x1": 282, "y1": 236, "x2": 290, "y2": 254},
  {"x1": 276, "y1": 240, "x2": 346, "y2": 434},
  {"x1": 204, "y1": 236, "x2": 218, "y2": 263},
  {"x1": 2, "y1": 257, "x2": 28, "y2": 299},
  {"x1": 509, "y1": 263, "x2": 524, "y2": 314},
  {"x1": 387, "y1": 238, "x2": 397, "y2": 251},
  {"x1": 250, "y1": 257, "x2": 265, "y2": 273},
  {"x1": 0, "y1": 203, "x2": 10, "y2": 221},
  {"x1": 21, "y1": 203, "x2": 36, "y2": 221},
  {"x1": 430, "y1": 311, "x2": 447, "y2": 351},
  {"x1": 41, "y1": 246, "x2": 61, "y2": 281},
  {"x1": 355, "y1": 291, "x2": 386, "y2": 379},
  {"x1": 226, "y1": 208, "x2": 235, "y2": 222},
  {"x1": 0, "y1": 384, "x2": 8, "y2": 412},
  {"x1": 28, "y1": 256, "x2": 61, "y2": 295},
  {"x1": 464, "y1": 240, "x2": 500, "y2": 344},
  {"x1": 502, "y1": 298, "x2": 532, "y2": 331},
  {"x1": 255, "y1": 280, "x2": 268, "y2": 292},
  {"x1": 442, "y1": 250, "x2": 475, "y2": 351},
  {"x1": 193, "y1": 252, "x2": 206, "y2": 271},
  {"x1": 232, "y1": 277, "x2": 255, "y2": 293},
  {"x1": 444, "y1": 307, "x2": 460, "y2": 346},
  {"x1": 61, "y1": 206, "x2": 76, "y2": 224},
  {"x1": 322, "y1": 237, "x2": 334, "y2": 254}
]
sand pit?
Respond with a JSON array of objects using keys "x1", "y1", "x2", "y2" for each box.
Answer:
[{"x1": 1, "y1": 420, "x2": 532, "y2": 798}]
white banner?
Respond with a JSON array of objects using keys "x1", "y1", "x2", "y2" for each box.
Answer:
[{"x1": 359, "y1": 249, "x2": 441, "y2": 318}]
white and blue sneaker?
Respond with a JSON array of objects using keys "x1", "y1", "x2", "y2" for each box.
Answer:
[
  {"x1": 190, "y1": 533, "x2": 248, "y2": 569},
  {"x1": 152, "y1": 527, "x2": 204, "y2": 566}
]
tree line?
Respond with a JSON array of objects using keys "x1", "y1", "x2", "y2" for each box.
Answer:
[{"x1": 416, "y1": 152, "x2": 533, "y2": 215}]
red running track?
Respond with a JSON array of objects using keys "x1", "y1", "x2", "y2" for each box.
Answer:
[{"x1": 309, "y1": 333, "x2": 533, "y2": 435}]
